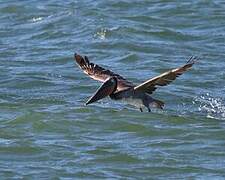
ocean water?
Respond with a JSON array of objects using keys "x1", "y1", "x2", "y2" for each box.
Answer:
[{"x1": 0, "y1": 0, "x2": 225, "y2": 179}]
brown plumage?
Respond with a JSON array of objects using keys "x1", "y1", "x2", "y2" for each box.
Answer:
[
  {"x1": 134, "y1": 57, "x2": 196, "y2": 94},
  {"x1": 74, "y1": 53, "x2": 134, "y2": 91},
  {"x1": 74, "y1": 53, "x2": 197, "y2": 112}
]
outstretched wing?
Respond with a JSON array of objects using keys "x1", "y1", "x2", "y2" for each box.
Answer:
[
  {"x1": 134, "y1": 57, "x2": 197, "y2": 94},
  {"x1": 74, "y1": 53, "x2": 134, "y2": 91}
]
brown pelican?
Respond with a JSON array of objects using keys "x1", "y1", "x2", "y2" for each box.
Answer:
[{"x1": 74, "y1": 53, "x2": 196, "y2": 112}]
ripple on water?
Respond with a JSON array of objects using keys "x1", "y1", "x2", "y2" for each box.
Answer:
[{"x1": 1, "y1": 0, "x2": 225, "y2": 179}]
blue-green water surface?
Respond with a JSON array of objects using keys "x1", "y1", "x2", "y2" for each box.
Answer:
[{"x1": 0, "y1": 0, "x2": 225, "y2": 179}]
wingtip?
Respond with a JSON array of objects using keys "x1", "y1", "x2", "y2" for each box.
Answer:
[
  {"x1": 186, "y1": 56, "x2": 198, "y2": 64},
  {"x1": 74, "y1": 52, "x2": 79, "y2": 59},
  {"x1": 74, "y1": 53, "x2": 84, "y2": 65}
]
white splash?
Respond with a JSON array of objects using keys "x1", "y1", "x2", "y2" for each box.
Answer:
[
  {"x1": 94, "y1": 28, "x2": 107, "y2": 40},
  {"x1": 32, "y1": 17, "x2": 43, "y2": 22},
  {"x1": 193, "y1": 93, "x2": 225, "y2": 120}
]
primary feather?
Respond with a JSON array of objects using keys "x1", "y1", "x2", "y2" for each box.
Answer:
[
  {"x1": 74, "y1": 53, "x2": 134, "y2": 91},
  {"x1": 134, "y1": 56, "x2": 197, "y2": 94}
]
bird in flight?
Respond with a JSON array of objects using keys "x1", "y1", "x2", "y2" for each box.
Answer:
[{"x1": 74, "y1": 53, "x2": 196, "y2": 112}]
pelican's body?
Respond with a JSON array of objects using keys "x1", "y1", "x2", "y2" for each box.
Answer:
[
  {"x1": 109, "y1": 88, "x2": 159, "y2": 112},
  {"x1": 74, "y1": 53, "x2": 196, "y2": 112}
]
